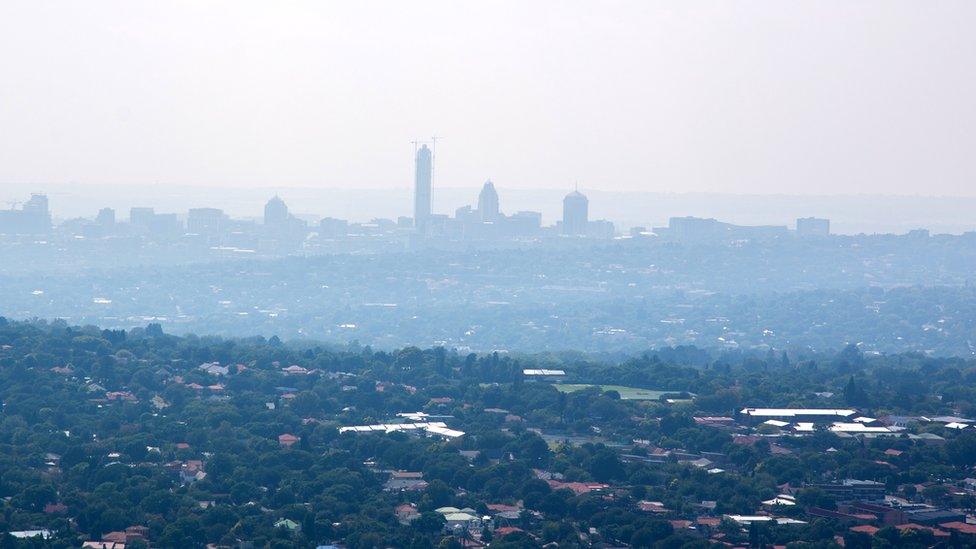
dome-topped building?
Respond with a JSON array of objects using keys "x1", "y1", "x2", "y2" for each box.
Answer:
[
  {"x1": 562, "y1": 189, "x2": 589, "y2": 235},
  {"x1": 264, "y1": 195, "x2": 289, "y2": 225}
]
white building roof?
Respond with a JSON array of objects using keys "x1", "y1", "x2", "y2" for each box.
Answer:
[
  {"x1": 523, "y1": 369, "x2": 566, "y2": 376},
  {"x1": 828, "y1": 422, "x2": 891, "y2": 433},
  {"x1": 397, "y1": 412, "x2": 430, "y2": 420},
  {"x1": 444, "y1": 513, "x2": 477, "y2": 522},
  {"x1": 340, "y1": 421, "x2": 464, "y2": 438},
  {"x1": 724, "y1": 516, "x2": 806, "y2": 525},
  {"x1": 725, "y1": 515, "x2": 774, "y2": 523},
  {"x1": 741, "y1": 408, "x2": 857, "y2": 418},
  {"x1": 762, "y1": 495, "x2": 797, "y2": 506},
  {"x1": 426, "y1": 425, "x2": 465, "y2": 438}
]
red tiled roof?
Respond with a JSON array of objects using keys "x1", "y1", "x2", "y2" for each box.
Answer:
[
  {"x1": 487, "y1": 503, "x2": 521, "y2": 513},
  {"x1": 278, "y1": 434, "x2": 300, "y2": 445},
  {"x1": 547, "y1": 480, "x2": 609, "y2": 494},
  {"x1": 939, "y1": 521, "x2": 976, "y2": 535},
  {"x1": 44, "y1": 502, "x2": 68, "y2": 514},
  {"x1": 101, "y1": 531, "x2": 127, "y2": 543}
]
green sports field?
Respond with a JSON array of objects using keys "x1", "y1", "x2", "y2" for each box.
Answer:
[{"x1": 553, "y1": 384, "x2": 682, "y2": 400}]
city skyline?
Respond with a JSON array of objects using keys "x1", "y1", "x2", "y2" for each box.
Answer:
[
  {"x1": 3, "y1": 135, "x2": 975, "y2": 235},
  {"x1": 5, "y1": 183, "x2": 976, "y2": 236}
]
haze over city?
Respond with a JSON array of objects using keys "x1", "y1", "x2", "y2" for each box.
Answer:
[
  {"x1": 3, "y1": 3, "x2": 976, "y2": 548},
  {"x1": 2, "y1": 1, "x2": 975, "y2": 196}
]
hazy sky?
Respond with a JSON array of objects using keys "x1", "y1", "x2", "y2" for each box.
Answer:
[{"x1": 1, "y1": 1, "x2": 974, "y2": 195}]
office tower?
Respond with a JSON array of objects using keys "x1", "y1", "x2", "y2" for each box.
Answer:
[
  {"x1": 187, "y1": 208, "x2": 225, "y2": 235},
  {"x1": 319, "y1": 217, "x2": 349, "y2": 238},
  {"x1": 414, "y1": 144, "x2": 433, "y2": 232},
  {"x1": 23, "y1": 193, "x2": 49, "y2": 217},
  {"x1": 22, "y1": 193, "x2": 52, "y2": 233},
  {"x1": 95, "y1": 207, "x2": 116, "y2": 226},
  {"x1": 0, "y1": 193, "x2": 52, "y2": 234},
  {"x1": 130, "y1": 207, "x2": 156, "y2": 227},
  {"x1": 477, "y1": 180, "x2": 500, "y2": 222},
  {"x1": 796, "y1": 217, "x2": 830, "y2": 237},
  {"x1": 264, "y1": 196, "x2": 288, "y2": 225},
  {"x1": 562, "y1": 189, "x2": 589, "y2": 235},
  {"x1": 510, "y1": 211, "x2": 542, "y2": 235}
]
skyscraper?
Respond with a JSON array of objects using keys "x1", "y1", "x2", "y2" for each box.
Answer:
[
  {"x1": 23, "y1": 193, "x2": 51, "y2": 233},
  {"x1": 95, "y1": 207, "x2": 116, "y2": 227},
  {"x1": 477, "y1": 180, "x2": 500, "y2": 222},
  {"x1": 0, "y1": 193, "x2": 51, "y2": 234},
  {"x1": 264, "y1": 195, "x2": 289, "y2": 225},
  {"x1": 562, "y1": 189, "x2": 589, "y2": 235},
  {"x1": 187, "y1": 207, "x2": 225, "y2": 235},
  {"x1": 414, "y1": 144, "x2": 433, "y2": 232}
]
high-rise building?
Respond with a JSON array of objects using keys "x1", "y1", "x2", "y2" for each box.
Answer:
[
  {"x1": 0, "y1": 193, "x2": 51, "y2": 234},
  {"x1": 414, "y1": 144, "x2": 433, "y2": 232},
  {"x1": 187, "y1": 207, "x2": 225, "y2": 235},
  {"x1": 264, "y1": 196, "x2": 289, "y2": 225},
  {"x1": 95, "y1": 207, "x2": 116, "y2": 226},
  {"x1": 477, "y1": 180, "x2": 500, "y2": 222},
  {"x1": 130, "y1": 207, "x2": 156, "y2": 227},
  {"x1": 562, "y1": 190, "x2": 589, "y2": 236},
  {"x1": 796, "y1": 217, "x2": 830, "y2": 237},
  {"x1": 24, "y1": 194, "x2": 51, "y2": 233},
  {"x1": 23, "y1": 193, "x2": 49, "y2": 217}
]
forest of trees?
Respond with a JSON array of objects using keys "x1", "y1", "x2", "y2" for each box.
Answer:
[{"x1": 2, "y1": 318, "x2": 976, "y2": 547}]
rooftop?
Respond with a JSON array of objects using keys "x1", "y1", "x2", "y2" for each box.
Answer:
[{"x1": 740, "y1": 408, "x2": 857, "y2": 418}]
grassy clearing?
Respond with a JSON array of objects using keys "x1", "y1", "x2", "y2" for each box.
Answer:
[{"x1": 553, "y1": 384, "x2": 678, "y2": 400}]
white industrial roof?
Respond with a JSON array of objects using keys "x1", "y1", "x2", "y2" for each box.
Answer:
[
  {"x1": 762, "y1": 495, "x2": 797, "y2": 506},
  {"x1": 426, "y1": 425, "x2": 465, "y2": 438},
  {"x1": 740, "y1": 408, "x2": 857, "y2": 418},
  {"x1": 339, "y1": 421, "x2": 463, "y2": 438},
  {"x1": 523, "y1": 369, "x2": 566, "y2": 376},
  {"x1": 828, "y1": 423, "x2": 891, "y2": 433}
]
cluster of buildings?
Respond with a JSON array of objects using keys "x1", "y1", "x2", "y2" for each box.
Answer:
[
  {"x1": 0, "y1": 145, "x2": 845, "y2": 254},
  {"x1": 733, "y1": 407, "x2": 976, "y2": 440},
  {"x1": 0, "y1": 143, "x2": 619, "y2": 250},
  {"x1": 652, "y1": 215, "x2": 831, "y2": 242},
  {"x1": 0, "y1": 193, "x2": 51, "y2": 234},
  {"x1": 409, "y1": 143, "x2": 611, "y2": 239}
]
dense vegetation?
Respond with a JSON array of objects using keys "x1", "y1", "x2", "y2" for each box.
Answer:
[{"x1": 2, "y1": 318, "x2": 976, "y2": 547}]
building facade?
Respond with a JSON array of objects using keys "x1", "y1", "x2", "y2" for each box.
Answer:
[
  {"x1": 562, "y1": 190, "x2": 589, "y2": 236},
  {"x1": 414, "y1": 145, "x2": 433, "y2": 233},
  {"x1": 477, "y1": 180, "x2": 500, "y2": 222}
]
